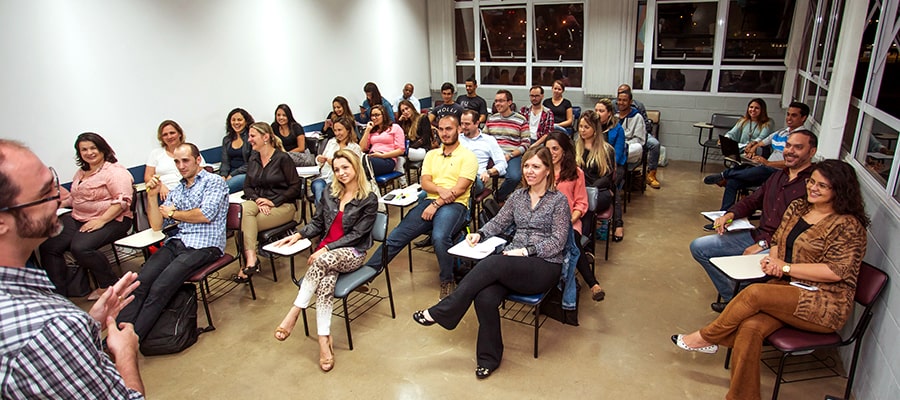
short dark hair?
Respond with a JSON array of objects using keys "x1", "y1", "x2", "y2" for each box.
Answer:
[
  {"x1": 466, "y1": 78, "x2": 478, "y2": 85},
  {"x1": 788, "y1": 101, "x2": 810, "y2": 117},
  {"x1": 177, "y1": 142, "x2": 201, "y2": 158},
  {"x1": 530, "y1": 85, "x2": 544, "y2": 94},
  {"x1": 74, "y1": 132, "x2": 117, "y2": 170},
  {"x1": 441, "y1": 82, "x2": 455, "y2": 93},
  {"x1": 496, "y1": 89, "x2": 513, "y2": 102},
  {"x1": 790, "y1": 128, "x2": 818, "y2": 148},
  {"x1": 461, "y1": 109, "x2": 479, "y2": 123},
  {"x1": 618, "y1": 89, "x2": 633, "y2": 101},
  {"x1": 438, "y1": 114, "x2": 460, "y2": 127}
]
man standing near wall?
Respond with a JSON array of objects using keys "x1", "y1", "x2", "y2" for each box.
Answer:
[
  {"x1": 394, "y1": 83, "x2": 420, "y2": 114},
  {"x1": 456, "y1": 78, "x2": 488, "y2": 125},
  {"x1": 483, "y1": 90, "x2": 530, "y2": 202},
  {"x1": 0, "y1": 140, "x2": 145, "y2": 398}
]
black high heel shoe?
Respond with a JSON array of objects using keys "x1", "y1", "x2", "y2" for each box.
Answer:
[
  {"x1": 412, "y1": 310, "x2": 435, "y2": 326},
  {"x1": 231, "y1": 273, "x2": 251, "y2": 284},
  {"x1": 475, "y1": 366, "x2": 493, "y2": 379},
  {"x1": 242, "y1": 261, "x2": 261, "y2": 276}
]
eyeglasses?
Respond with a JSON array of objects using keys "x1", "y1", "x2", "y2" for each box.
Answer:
[
  {"x1": 371, "y1": 113, "x2": 382, "y2": 118},
  {"x1": 805, "y1": 177, "x2": 832, "y2": 191},
  {"x1": 0, "y1": 167, "x2": 60, "y2": 212}
]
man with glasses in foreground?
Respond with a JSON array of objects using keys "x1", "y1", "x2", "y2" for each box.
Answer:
[
  {"x1": 0, "y1": 139, "x2": 145, "y2": 398},
  {"x1": 689, "y1": 130, "x2": 818, "y2": 312}
]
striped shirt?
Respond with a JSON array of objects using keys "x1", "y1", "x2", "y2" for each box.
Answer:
[
  {"x1": 483, "y1": 112, "x2": 531, "y2": 155},
  {"x1": 163, "y1": 169, "x2": 229, "y2": 253},
  {"x1": 1, "y1": 267, "x2": 144, "y2": 399}
]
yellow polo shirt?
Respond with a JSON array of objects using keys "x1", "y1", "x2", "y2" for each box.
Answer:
[{"x1": 421, "y1": 145, "x2": 478, "y2": 206}]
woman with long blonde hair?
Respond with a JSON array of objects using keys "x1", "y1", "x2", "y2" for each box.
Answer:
[{"x1": 272, "y1": 150, "x2": 379, "y2": 372}]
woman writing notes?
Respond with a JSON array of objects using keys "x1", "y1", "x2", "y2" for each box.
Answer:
[
  {"x1": 272, "y1": 150, "x2": 378, "y2": 372},
  {"x1": 672, "y1": 160, "x2": 868, "y2": 400},
  {"x1": 412, "y1": 146, "x2": 570, "y2": 379}
]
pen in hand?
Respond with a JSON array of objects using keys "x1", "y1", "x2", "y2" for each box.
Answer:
[{"x1": 713, "y1": 219, "x2": 733, "y2": 228}]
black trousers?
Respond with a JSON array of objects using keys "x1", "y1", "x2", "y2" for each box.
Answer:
[
  {"x1": 428, "y1": 255, "x2": 561, "y2": 370},
  {"x1": 38, "y1": 214, "x2": 132, "y2": 296}
]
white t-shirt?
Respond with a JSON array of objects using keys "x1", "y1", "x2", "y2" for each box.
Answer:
[
  {"x1": 528, "y1": 109, "x2": 541, "y2": 140},
  {"x1": 146, "y1": 147, "x2": 206, "y2": 189},
  {"x1": 317, "y1": 140, "x2": 362, "y2": 183}
]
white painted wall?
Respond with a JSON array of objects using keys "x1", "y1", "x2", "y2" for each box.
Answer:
[{"x1": 0, "y1": 0, "x2": 430, "y2": 180}]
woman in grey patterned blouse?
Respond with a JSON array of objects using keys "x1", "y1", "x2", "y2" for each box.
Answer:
[{"x1": 411, "y1": 146, "x2": 571, "y2": 380}]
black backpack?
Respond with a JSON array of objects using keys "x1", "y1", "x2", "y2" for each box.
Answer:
[{"x1": 139, "y1": 283, "x2": 199, "y2": 356}]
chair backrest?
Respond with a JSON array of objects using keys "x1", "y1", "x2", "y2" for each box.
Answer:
[
  {"x1": 226, "y1": 203, "x2": 242, "y2": 231},
  {"x1": 855, "y1": 262, "x2": 888, "y2": 307},
  {"x1": 646, "y1": 110, "x2": 660, "y2": 125},
  {"x1": 709, "y1": 113, "x2": 742, "y2": 141},
  {"x1": 572, "y1": 106, "x2": 582, "y2": 122},
  {"x1": 371, "y1": 211, "x2": 389, "y2": 243},
  {"x1": 585, "y1": 186, "x2": 598, "y2": 213}
]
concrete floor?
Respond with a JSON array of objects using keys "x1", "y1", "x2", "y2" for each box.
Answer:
[{"x1": 94, "y1": 160, "x2": 849, "y2": 399}]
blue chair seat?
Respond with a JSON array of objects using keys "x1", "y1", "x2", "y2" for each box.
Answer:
[
  {"x1": 501, "y1": 290, "x2": 551, "y2": 358},
  {"x1": 506, "y1": 292, "x2": 546, "y2": 305},
  {"x1": 333, "y1": 266, "x2": 379, "y2": 298},
  {"x1": 375, "y1": 171, "x2": 403, "y2": 185}
]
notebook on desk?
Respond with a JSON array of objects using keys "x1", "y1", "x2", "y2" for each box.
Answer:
[{"x1": 719, "y1": 135, "x2": 761, "y2": 167}]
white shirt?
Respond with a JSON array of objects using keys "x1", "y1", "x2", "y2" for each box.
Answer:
[
  {"x1": 393, "y1": 95, "x2": 420, "y2": 113},
  {"x1": 458, "y1": 131, "x2": 508, "y2": 177},
  {"x1": 317, "y1": 139, "x2": 363, "y2": 183},
  {"x1": 528, "y1": 108, "x2": 541, "y2": 140},
  {"x1": 146, "y1": 148, "x2": 206, "y2": 190}
]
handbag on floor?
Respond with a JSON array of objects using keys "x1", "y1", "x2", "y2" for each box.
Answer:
[{"x1": 139, "y1": 283, "x2": 199, "y2": 356}]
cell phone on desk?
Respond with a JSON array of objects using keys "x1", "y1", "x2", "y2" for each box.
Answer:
[
  {"x1": 383, "y1": 194, "x2": 396, "y2": 201},
  {"x1": 790, "y1": 281, "x2": 819, "y2": 291}
]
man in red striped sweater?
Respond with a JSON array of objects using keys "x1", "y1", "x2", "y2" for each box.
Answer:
[{"x1": 483, "y1": 89, "x2": 530, "y2": 202}]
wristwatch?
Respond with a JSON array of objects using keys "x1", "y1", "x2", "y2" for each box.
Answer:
[
  {"x1": 757, "y1": 239, "x2": 769, "y2": 250},
  {"x1": 782, "y1": 264, "x2": 791, "y2": 275},
  {"x1": 168, "y1": 209, "x2": 175, "y2": 218}
]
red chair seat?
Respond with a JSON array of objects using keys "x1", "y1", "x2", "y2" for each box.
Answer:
[
  {"x1": 766, "y1": 328, "x2": 842, "y2": 351},
  {"x1": 187, "y1": 254, "x2": 236, "y2": 282}
]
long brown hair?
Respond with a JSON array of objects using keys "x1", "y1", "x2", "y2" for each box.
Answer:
[{"x1": 397, "y1": 100, "x2": 421, "y2": 141}]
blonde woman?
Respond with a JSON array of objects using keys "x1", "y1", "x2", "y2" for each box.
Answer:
[
  {"x1": 145, "y1": 120, "x2": 205, "y2": 200},
  {"x1": 590, "y1": 100, "x2": 628, "y2": 241},
  {"x1": 233, "y1": 122, "x2": 301, "y2": 282},
  {"x1": 272, "y1": 150, "x2": 379, "y2": 372}
]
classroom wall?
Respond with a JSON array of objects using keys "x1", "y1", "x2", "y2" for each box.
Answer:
[{"x1": 0, "y1": 0, "x2": 430, "y2": 181}]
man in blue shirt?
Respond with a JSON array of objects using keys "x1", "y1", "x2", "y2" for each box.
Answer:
[
  {"x1": 0, "y1": 139, "x2": 144, "y2": 398},
  {"x1": 118, "y1": 143, "x2": 229, "y2": 341}
]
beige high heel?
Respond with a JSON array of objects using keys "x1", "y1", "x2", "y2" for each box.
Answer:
[{"x1": 319, "y1": 336, "x2": 334, "y2": 372}]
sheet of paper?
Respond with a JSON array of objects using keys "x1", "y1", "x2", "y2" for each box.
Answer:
[
  {"x1": 448, "y1": 236, "x2": 507, "y2": 260},
  {"x1": 263, "y1": 238, "x2": 311, "y2": 256},
  {"x1": 700, "y1": 210, "x2": 753, "y2": 231}
]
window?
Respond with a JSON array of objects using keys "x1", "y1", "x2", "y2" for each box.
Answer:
[
  {"x1": 635, "y1": 0, "x2": 793, "y2": 94},
  {"x1": 454, "y1": 1, "x2": 584, "y2": 88}
]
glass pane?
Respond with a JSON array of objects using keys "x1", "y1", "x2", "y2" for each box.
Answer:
[
  {"x1": 656, "y1": 2, "x2": 717, "y2": 60},
  {"x1": 635, "y1": 1, "x2": 647, "y2": 62},
  {"x1": 842, "y1": 102, "x2": 860, "y2": 154},
  {"x1": 855, "y1": 115, "x2": 896, "y2": 188},
  {"x1": 724, "y1": 0, "x2": 794, "y2": 60},
  {"x1": 455, "y1": 8, "x2": 476, "y2": 61},
  {"x1": 718, "y1": 70, "x2": 784, "y2": 93},
  {"x1": 797, "y1": 0, "x2": 817, "y2": 71},
  {"x1": 532, "y1": 67, "x2": 583, "y2": 88},
  {"x1": 534, "y1": 4, "x2": 584, "y2": 61},
  {"x1": 853, "y1": 1, "x2": 879, "y2": 99},
  {"x1": 814, "y1": 0, "x2": 834, "y2": 67},
  {"x1": 456, "y1": 66, "x2": 476, "y2": 84},
  {"x1": 634, "y1": 68, "x2": 645, "y2": 90},
  {"x1": 820, "y1": 1, "x2": 844, "y2": 81},
  {"x1": 814, "y1": 87, "x2": 828, "y2": 122},
  {"x1": 876, "y1": 41, "x2": 900, "y2": 120},
  {"x1": 650, "y1": 69, "x2": 711, "y2": 91},
  {"x1": 480, "y1": 7, "x2": 527, "y2": 61},
  {"x1": 481, "y1": 66, "x2": 526, "y2": 86}
]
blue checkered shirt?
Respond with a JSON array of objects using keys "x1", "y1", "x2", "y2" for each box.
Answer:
[
  {"x1": 163, "y1": 169, "x2": 229, "y2": 253},
  {"x1": 0, "y1": 267, "x2": 144, "y2": 399}
]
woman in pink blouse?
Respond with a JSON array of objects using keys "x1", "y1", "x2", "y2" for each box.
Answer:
[
  {"x1": 39, "y1": 133, "x2": 134, "y2": 300},
  {"x1": 359, "y1": 104, "x2": 405, "y2": 176},
  {"x1": 545, "y1": 131, "x2": 605, "y2": 301}
]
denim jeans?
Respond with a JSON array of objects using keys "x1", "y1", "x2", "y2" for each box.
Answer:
[
  {"x1": 689, "y1": 231, "x2": 768, "y2": 301},
  {"x1": 226, "y1": 174, "x2": 246, "y2": 194},
  {"x1": 495, "y1": 155, "x2": 521, "y2": 202},
  {"x1": 311, "y1": 178, "x2": 328, "y2": 205},
  {"x1": 117, "y1": 239, "x2": 221, "y2": 340},
  {"x1": 646, "y1": 135, "x2": 661, "y2": 170},
  {"x1": 719, "y1": 165, "x2": 778, "y2": 210},
  {"x1": 365, "y1": 200, "x2": 468, "y2": 283}
]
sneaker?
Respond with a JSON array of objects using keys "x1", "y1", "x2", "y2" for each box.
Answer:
[
  {"x1": 703, "y1": 223, "x2": 716, "y2": 232},
  {"x1": 439, "y1": 281, "x2": 456, "y2": 300},
  {"x1": 703, "y1": 173, "x2": 724, "y2": 185}
]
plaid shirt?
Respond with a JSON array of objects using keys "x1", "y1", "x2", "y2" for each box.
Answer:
[
  {"x1": 0, "y1": 267, "x2": 144, "y2": 399},
  {"x1": 163, "y1": 169, "x2": 229, "y2": 253}
]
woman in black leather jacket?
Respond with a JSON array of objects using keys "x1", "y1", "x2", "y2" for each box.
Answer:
[{"x1": 271, "y1": 150, "x2": 378, "y2": 372}]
